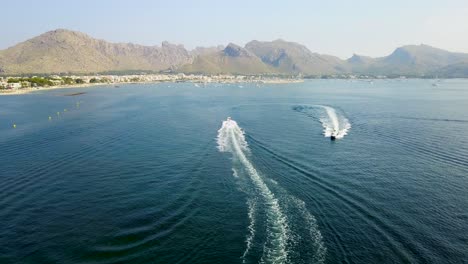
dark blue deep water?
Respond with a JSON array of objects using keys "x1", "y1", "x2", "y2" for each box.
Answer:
[{"x1": 1, "y1": 79, "x2": 467, "y2": 264}]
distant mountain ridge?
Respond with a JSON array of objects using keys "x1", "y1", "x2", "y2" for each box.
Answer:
[
  {"x1": 245, "y1": 39, "x2": 344, "y2": 75},
  {"x1": 1, "y1": 29, "x2": 468, "y2": 77},
  {"x1": 350, "y1": 45, "x2": 468, "y2": 76},
  {"x1": 0, "y1": 29, "x2": 192, "y2": 74},
  {"x1": 181, "y1": 43, "x2": 276, "y2": 74}
]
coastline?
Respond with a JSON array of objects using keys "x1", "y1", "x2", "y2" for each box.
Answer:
[
  {"x1": 0, "y1": 82, "x2": 112, "y2": 96},
  {"x1": 0, "y1": 78, "x2": 304, "y2": 96}
]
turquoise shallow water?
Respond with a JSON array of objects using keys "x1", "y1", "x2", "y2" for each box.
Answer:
[{"x1": 0, "y1": 80, "x2": 467, "y2": 263}]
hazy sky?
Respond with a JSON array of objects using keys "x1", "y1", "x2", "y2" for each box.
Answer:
[{"x1": 2, "y1": 0, "x2": 468, "y2": 58}]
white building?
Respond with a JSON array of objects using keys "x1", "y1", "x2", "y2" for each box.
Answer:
[{"x1": 7, "y1": 83, "x2": 22, "y2": 89}]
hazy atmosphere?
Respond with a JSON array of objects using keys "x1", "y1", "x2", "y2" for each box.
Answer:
[
  {"x1": 2, "y1": 0, "x2": 468, "y2": 58},
  {"x1": 1, "y1": 1, "x2": 468, "y2": 264}
]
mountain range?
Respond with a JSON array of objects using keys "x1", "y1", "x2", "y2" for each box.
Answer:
[{"x1": 1, "y1": 29, "x2": 468, "y2": 77}]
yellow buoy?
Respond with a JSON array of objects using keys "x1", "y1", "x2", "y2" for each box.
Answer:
[
  {"x1": 57, "y1": 112, "x2": 60, "y2": 115},
  {"x1": 49, "y1": 116, "x2": 52, "y2": 120},
  {"x1": 64, "y1": 109, "x2": 67, "y2": 112},
  {"x1": 13, "y1": 124, "x2": 16, "y2": 128}
]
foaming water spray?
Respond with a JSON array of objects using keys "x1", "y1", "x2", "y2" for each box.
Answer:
[
  {"x1": 319, "y1": 105, "x2": 351, "y2": 139},
  {"x1": 293, "y1": 105, "x2": 351, "y2": 140},
  {"x1": 217, "y1": 117, "x2": 289, "y2": 263},
  {"x1": 217, "y1": 117, "x2": 327, "y2": 263}
]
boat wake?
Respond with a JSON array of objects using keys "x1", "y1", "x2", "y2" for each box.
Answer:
[
  {"x1": 293, "y1": 105, "x2": 351, "y2": 140},
  {"x1": 217, "y1": 117, "x2": 288, "y2": 263},
  {"x1": 319, "y1": 105, "x2": 351, "y2": 139},
  {"x1": 217, "y1": 117, "x2": 326, "y2": 263}
]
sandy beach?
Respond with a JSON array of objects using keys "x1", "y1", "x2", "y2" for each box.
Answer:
[
  {"x1": 0, "y1": 78, "x2": 303, "y2": 96},
  {"x1": 0, "y1": 82, "x2": 113, "y2": 96}
]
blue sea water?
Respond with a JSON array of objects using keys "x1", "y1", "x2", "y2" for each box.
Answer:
[{"x1": 0, "y1": 79, "x2": 467, "y2": 263}]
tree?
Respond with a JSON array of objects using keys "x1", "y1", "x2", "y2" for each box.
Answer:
[
  {"x1": 28, "y1": 77, "x2": 53, "y2": 86},
  {"x1": 62, "y1": 77, "x2": 75, "y2": 85},
  {"x1": 21, "y1": 81, "x2": 31, "y2": 88},
  {"x1": 7, "y1": 78, "x2": 21, "y2": 83}
]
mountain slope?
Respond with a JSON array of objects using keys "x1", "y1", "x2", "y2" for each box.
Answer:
[
  {"x1": 245, "y1": 39, "x2": 345, "y2": 75},
  {"x1": 433, "y1": 62, "x2": 468, "y2": 78},
  {"x1": 361, "y1": 45, "x2": 468, "y2": 76},
  {"x1": 2, "y1": 29, "x2": 468, "y2": 76},
  {"x1": 181, "y1": 43, "x2": 276, "y2": 74},
  {"x1": 0, "y1": 29, "x2": 192, "y2": 74},
  {"x1": 345, "y1": 54, "x2": 376, "y2": 73}
]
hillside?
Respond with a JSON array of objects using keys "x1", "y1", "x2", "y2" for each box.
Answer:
[
  {"x1": 181, "y1": 43, "x2": 276, "y2": 74},
  {"x1": 2, "y1": 29, "x2": 468, "y2": 77},
  {"x1": 433, "y1": 62, "x2": 468, "y2": 78},
  {"x1": 358, "y1": 45, "x2": 468, "y2": 76},
  {"x1": 245, "y1": 39, "x2": 345, "y2": 75},
  {"x1": 0, "y1": 29, "x2": 192, "y2": 74}
]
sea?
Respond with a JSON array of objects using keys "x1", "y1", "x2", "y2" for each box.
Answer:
[{"x1": 0, "y1": 79, "x2": 467, "y2": 264}]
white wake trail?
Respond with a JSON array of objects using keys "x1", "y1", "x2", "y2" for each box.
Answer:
[
  {"x1": 217, "y1": 118, "x2": 289, "y2": 264},
  {"x1": 318, "y1": 105, "x2": 351, "y2": 139},
  {"x1": 242, "y1": 199, "x2": 257, "y2": 263}
]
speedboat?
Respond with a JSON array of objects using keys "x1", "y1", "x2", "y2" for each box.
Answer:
[
  {"x1": 330, "y1": 130, "x2": 337, "y2": 140},
  {"x1": 223, "y1": 117, "x2": 236, "y2": 128}
]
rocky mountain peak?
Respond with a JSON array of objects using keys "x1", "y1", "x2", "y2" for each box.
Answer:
[{"x1": 223, "y1": 43, "x2": 253, "y2": 57}]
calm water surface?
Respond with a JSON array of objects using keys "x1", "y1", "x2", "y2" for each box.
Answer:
[{"x1": 0, "y1": 80, "x2": 467, "y2": 263}]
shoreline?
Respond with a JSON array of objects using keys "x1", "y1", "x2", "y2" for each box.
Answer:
[
  {"x1": 0, "y1": 79, "x2": 304, "y2": 96},
  {"x1": 0, "y1": 82, "x2": 111, "y2": 96},
  {"x1": 1, "y1": 77, "x2": 462, "y2": 96}
]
